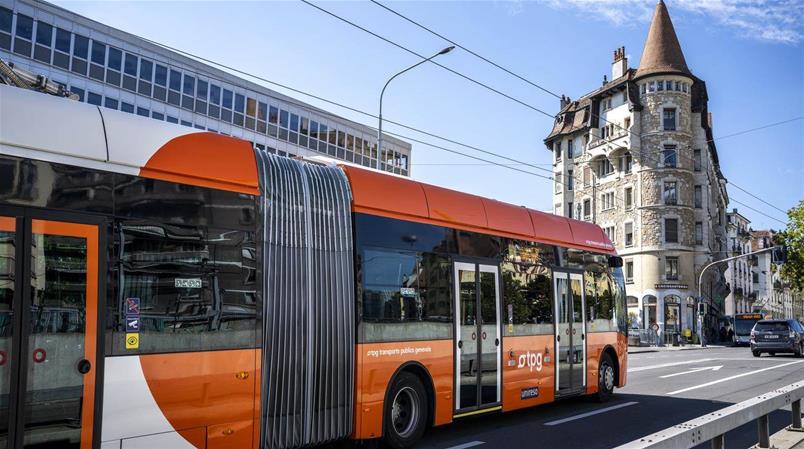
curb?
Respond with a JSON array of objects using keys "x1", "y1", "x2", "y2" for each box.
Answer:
[{"x1": 628, "y1": 346, "x2": 726, "y2": 354}]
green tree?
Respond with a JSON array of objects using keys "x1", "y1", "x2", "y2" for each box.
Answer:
[{"x1": 774, "y1": 201, "x2": 804, "y2": 291}]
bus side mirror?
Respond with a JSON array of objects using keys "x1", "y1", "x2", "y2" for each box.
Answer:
[{"x1": 609, "y1": 256, "x2": 623, "y2": 268}]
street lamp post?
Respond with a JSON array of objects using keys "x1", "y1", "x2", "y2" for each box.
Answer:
[
  {"x1": 696, "y1": 246, "x2": 778, "y2": 347},
  {"x1": 377, "y1": 46, "x2": 455, "y2": 170}
]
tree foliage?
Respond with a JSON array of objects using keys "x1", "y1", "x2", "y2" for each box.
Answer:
[{"x1": 774, "y1": 201, "x2": 804, "y2": 291}]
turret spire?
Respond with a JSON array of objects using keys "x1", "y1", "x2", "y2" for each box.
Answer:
[{"x1": 635, "y1": 0, "x2": 691, "y2": 78}]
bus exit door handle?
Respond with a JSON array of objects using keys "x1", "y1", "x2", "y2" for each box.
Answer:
[{"x1": 458, "y1": 340, "x2": 463, "y2": 349}]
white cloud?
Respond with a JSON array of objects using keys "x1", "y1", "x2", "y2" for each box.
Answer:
[{"x1": 535, "y1": 0, "x2": 803, "y2": 45}]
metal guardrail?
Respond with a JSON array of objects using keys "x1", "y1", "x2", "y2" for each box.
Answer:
[{"x1": 615, "y1": 380, "x2": 804, "y2": 449}]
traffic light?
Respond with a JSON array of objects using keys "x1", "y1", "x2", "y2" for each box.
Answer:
[
  {"x1": 772, "y1": 246, "x2": 788, "y2": 264},
  {"x1": 697, "y1": 302, "x2": 707, "y2": 316}
]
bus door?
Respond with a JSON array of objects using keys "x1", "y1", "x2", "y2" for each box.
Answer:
[
  {"x1": 453, "y1": 262, "x2": 501, "y2": 414},
  {"x1": 553, "y1": 271, "x2": 586, "y2": 396},
  {"x1": 0, "y1": 211, "x2": 101, "y2": 449}
]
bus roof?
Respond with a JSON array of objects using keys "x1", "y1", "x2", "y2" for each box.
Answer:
[
  {"x1": 340, "y1": 164, "x2": 616, "y2": 255},
  {"x1": 0, "y1": 84, "x2": 259, "y2": 195}
]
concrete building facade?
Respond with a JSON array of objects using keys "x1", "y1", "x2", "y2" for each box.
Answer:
[
  {"x1": 0, "y1": 0, "x2": 413, "y2": 174},
  {"x1": 544, "y1": 0, "x2": 730, "y2": 344}
]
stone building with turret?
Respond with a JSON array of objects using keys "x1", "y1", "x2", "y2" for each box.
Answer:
[{"x1": 544, "y1": 0, "x2": 730, "y2": 344}]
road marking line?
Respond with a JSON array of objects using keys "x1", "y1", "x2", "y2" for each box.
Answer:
[
  {"x1": 443, "y1": 441, "x2": 485, "y2": 449},
  {"x1": 543, "y1": 401, "x2": 639, "y2": 426},
  {"x1": 666, "y1": 360, "x2": 804, "y2": 396},
  {"x1": 629, "y1": 358, "x2": 716, "y2": 372},
  {"x1": 660, "y1": 365, "x2": 723, "y2": 379}
]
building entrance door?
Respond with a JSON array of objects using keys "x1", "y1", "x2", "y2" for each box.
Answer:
[
  {"x1": 453, "y1": 262, "x2": 501, "y2": 414},
  {"x1": 0, "y1": 211, "x2": 100, "y2": 449}
]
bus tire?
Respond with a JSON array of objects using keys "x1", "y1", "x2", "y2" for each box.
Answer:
[
  {"x1": 595, "y1": 352, "x2": 615, "y2": 403},
  {"x1": 383, "y1": 372, "x2": 428, "y2": 449}
]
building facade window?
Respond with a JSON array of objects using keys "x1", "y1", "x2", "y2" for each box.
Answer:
[
  {"x1": 662, "y1": 145, "x2": 677, "y2": 168},
  {"x1": 567, "y1": 139, "x2": 574, "y2": 159},
  {"x1": 597, "y1": 158, "x2": 613, "y2": 178},
  {"x1": 567, "y1": 202, "x2": 573, "y2": 219},
  {"x1": 663, "y1": 108, "x2": 676, "y2": 131},
  {"x1": 665, "y1": 218, "x2": 679, "y2": 243},
  {"x1": 695, "y1": 221, "x2": 703, "y2": 245},
  {"x1": 664, "y1": 181, "x2": 678, "y2": 205},
  {"x1": 603, "y1": 225, "x2": 615, "y2": 243},
  {"x1": 665, "y1": 257, "x2": 679, "y2": 280},
  {"x1": 624, "y1": 222, "x2": 634, "y2": 247},
  {"x1": 600, "y1": 192, "x2": 615, "y2": 211},
  {"x1": 619, "y1": 153, "x2": 632, "y2": 173},
  {"x1": 694, "y1": 185, "x2": 702, "y2": 208},
  {"x1": 624, "y1": 187, "x2": 633, "y2": 209},
  {"x1": 625, "y1": 260, "x2": 634, "y2": 284},
  {"x1": 555, "y1": 141, "x2": 561, "y2": 161},
  {"x1": 567, "y1": 170, "x2": 574, "y2": 191},
  {"x1": 583, "y1": 199, "x2": 591, "y2": 221},
  {"x1": 693, "y1": 149, "x2": 702, "y2": 172},
  {"x1": 555, "y1": 173, "x2": 562, "y2": 193}
]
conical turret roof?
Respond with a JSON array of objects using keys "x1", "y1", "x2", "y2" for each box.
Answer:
[{"x1": 635, "y1": 0, "x2": 691, "y2": 79}]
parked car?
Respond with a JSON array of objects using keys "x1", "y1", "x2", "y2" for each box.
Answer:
[{"x1": 750, "y1": 319, "x2": 804, "y2": 357}]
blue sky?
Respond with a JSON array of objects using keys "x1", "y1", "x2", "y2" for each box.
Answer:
[{"x1": 55, "y1": 0, "x2": 803, "y2": 230}]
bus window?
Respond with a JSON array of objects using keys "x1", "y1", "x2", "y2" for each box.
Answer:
[
  {"x1": 112, "y1": 223, "x2": 257, "y2": 354},
  {"x1": 359, "y1": 249, "x2": 452, "y2": 342},
  {"x1": 501, "y1": 241, "x2": 555, "y2": 336}
]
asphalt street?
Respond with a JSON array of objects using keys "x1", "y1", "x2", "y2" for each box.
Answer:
[{"x1": 360, "y1": 347, "x2": 804, "y2": 449}]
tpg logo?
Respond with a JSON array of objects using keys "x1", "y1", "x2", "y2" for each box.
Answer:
[{"x1": 517, "y1": 351, "x2": 543, "y2": 372}]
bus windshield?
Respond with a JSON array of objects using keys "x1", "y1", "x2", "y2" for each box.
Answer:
[{"x1": 735, "y1": 314, "x2": 763, "y2": 336}]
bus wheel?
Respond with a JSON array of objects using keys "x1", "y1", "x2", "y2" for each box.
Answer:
[
  {"x1": 383, "y1": 372, "x2": 427, "y2": 449},
  {"x1": 595, "y1": 353, "x2": 615, "y2": 403}
]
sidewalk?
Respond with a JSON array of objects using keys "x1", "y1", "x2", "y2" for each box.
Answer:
[
  {"x1": 770, "y1": 426, "x2": 804, "y2": 449},
  {"x1": 628, "y1": 344, "x2": 727, "y2": 354}
]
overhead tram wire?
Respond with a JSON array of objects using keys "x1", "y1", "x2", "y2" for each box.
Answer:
[
  {"x1": 137, "y1": 23, "x2": 793, "y2": 218},
  {"x1": 368, "y1": 0, "x2": 561, "y2": 100},
  {"x1": 729, "y1": 184, "x2": 789, "y2": 215},
  {"x1": 300, "y1": 0, "x2": 797, "y2": 215},
  {"x1": 361, "y1": 0, "x2": 799, "y2": 214},
  {"x1": 298, "y1": 0, "x2": 558, "y2": 119},
  {"x1": 729, "y1": 198, "x2": 788, "y2": 226}
]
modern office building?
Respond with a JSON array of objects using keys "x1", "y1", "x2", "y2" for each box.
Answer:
[
  {"x1": 543, "y1": 0, "x2": 730, "y2": 343},
  {"x1": 0, "y1": 0, "x2": 413, "y2": 175}
]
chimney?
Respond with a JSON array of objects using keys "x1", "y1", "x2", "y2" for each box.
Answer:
[
  {"x1": 560, "y1": 95, "x2": 570, "y2": 109},
  {"x1": 612, "y1": 46, "x2": 627, "y2": 79}
]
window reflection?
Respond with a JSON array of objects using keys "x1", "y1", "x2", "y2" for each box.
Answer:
[
  {"x1": 502, "y1": 241, "x2": 555, "y2": 336},
  {"x1": 0, "y1": 221, "x2": 14, "y2": 446},
  {"x1": 24, "y1": 232, "x2": 88, "y2": 448},
  {"x1": 360, "y1": 249, "x2": 451, "y2": 342},
  {"x1": 115, "y1": 223, "x2": 257, "y2": 353}
]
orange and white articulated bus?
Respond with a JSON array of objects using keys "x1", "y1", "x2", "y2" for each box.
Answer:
[{"x1": 0, "y1": 84, "x2": 627, "y2": 449}]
